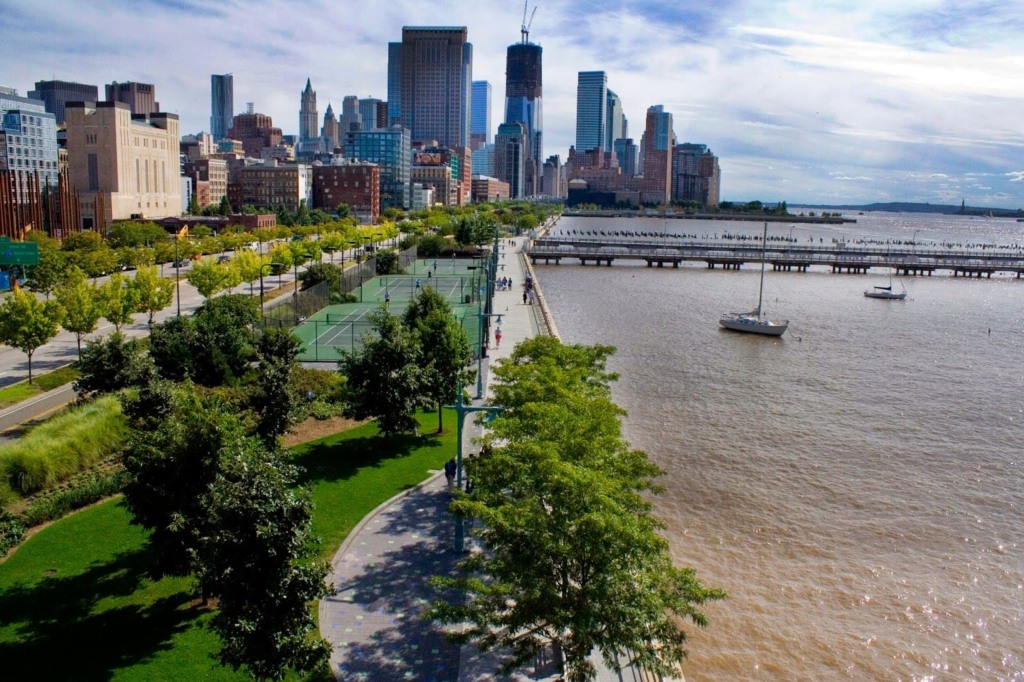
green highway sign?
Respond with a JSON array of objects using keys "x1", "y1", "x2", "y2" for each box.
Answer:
[{"x1": 0, "y1": 240, "x2": 40, "y2": 266}]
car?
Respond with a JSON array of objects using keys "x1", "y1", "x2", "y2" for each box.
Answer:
[
  {"x1": 217, "y1": 255, "x2": 231, "y2": 264},
  {"x1": 171, "y1": 259, "x2": 188, "y2": 267}
]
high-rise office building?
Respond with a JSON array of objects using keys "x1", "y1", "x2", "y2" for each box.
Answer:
[
  {"x1": 105, "y1": 81, "x2": 159, "y2": 115},
  {"x1": 575, "y1": 71, "x2": 607, "y2": 154},
  {"x1": 494, "y1": 122, "x2": 527, "y2": 199},
  {"x1": 606, "y1": 89, "x2": 626, "y2": 152},
  {"x1": 386, "y1": 42, "x2": 403, "y2": 126},
  {"x1": 505, "y1": 40, "x2": 543, "y2": 195},
  {"x1": 358, "y1": 98, "x2": 387, "y2": 130},
  {"x1": 641, "y1": 105, "x2": 673, "y2": 206},
  {"x1": 673, "y1": 143, "x2": 720, "y2": 207},
  {"x1": 389, "y1": 26, "x2": 472, "y2": 148},
  {"x1": 29, "y1": 80, "x2": 98, "y2": 124},
  {"x1": 228, "y1": 111, "x2": 283, "y2": 158},
  {"x1": 613, "y1": 138, "x2": 638, "y2": 177},
  {"x1": 341, "y1": 95, "x2": 361, "y2": 134},
  {"x1": 299, "y1": 78, "x2": 318, "y2": 141},
  {"x1": 321, "y1": 104, "x2": 339, "y2": 149},
  {"x1": 210, "y1": 74, "x2": 233, "y2": 141},
  {"x1": 471, "y1": 80, "x2": 491, "y2": 150}
]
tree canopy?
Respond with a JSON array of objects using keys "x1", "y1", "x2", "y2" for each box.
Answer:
[{"x1": 428, "y1": 337, "x2": 725, "y2": 682}]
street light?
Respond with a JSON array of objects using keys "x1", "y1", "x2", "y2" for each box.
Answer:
[
  {"x1": 445, "y1": 388, "x2": 502, "y2": 552},
  {"x1": 258, "y1": 262, "x2": 274, "y2": 316},
  {"x1": 912, "y1": 229, "x2": 921, "y2": 254}
]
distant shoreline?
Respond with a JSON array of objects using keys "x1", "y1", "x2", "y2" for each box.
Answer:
[{"x1": 562, "y1": 210, "x2": 855, "y2": 224}]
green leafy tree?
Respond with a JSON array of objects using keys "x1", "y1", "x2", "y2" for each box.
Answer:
[
  {"x1": 0, "y1": 288, "x2": 64, "y2": 383},
  {"x1": 73, "y1": 331, "x2": 153, "y2": 398},
  {"x1": 231, "y1": 249, "x2": 268, "y2": 296},
  {"x1": 25, "y1": 247, "x2": 68, "y2": 299},
  {"x1": 375, "y1": 248, "x2": 400, "y2": 275},
  {"x1": 187, "y1": 257, "x2": 229, "y2": 299},
  {"x1": 298, "y1": 261, "x2": 341, "y2": 293},
  {"x1": 105, "y1": 220, "x2": 167, "y2": 248},
  {"x1": 54, "y1": 266, "x2": 102, "y2": 354},
  {"x1": 221, "y1": 260, "x2": 243, "y2": 294},
  {"x1": 338, "y1": 308, "x2": 423, "y2": 437},
  {"x1": 188, "y1": 193, "x2": 201, "y2": 215},
  {"x1": 335, "y1": 203, "x2": 350, "y2": 218},
  {"x1": 217, "y1": 195, "x2": 232, "y2": 216},
  {"x1": 250, "y1": 328, "x2": 302, "y2": 445},
  {"x1": 130, "y1": 265, "x2": 175, "y2": 325},
  {"x1": 74, "y1": 245, "x2": 119, "y2": 280},
  {"x1": 429, "y1": 338, "x2": 725, "y2": 682},
  {"x1": 61, "y1": 230, "x2": 104, "y2": 252},
  {"x1": 98, "y1": 272, "x2": 141, "y2": 333},
  {"x1": 404, "y1": 286, "x2": 472, "y2": 432},
  {"x1": 268, "y1": 244, "x2": 293, "y2": 286},
  {"x1": 195, "y1": 439, "x2": 331, "y2": 679}
]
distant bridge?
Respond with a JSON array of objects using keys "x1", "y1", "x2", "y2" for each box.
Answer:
[{"x1": 525, "y1": 238, "x2": 1024, "y2": 278}]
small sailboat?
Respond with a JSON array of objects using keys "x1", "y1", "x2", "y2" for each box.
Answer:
[
  {"x1": 864, "y1": 257, "x2": 907, "y2": 300},
  {"x1": 720, "y1": 222, "x2": 789, "y2": 336}
]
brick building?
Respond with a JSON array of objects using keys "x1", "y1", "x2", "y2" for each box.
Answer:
[{"x1": 311, "y1": 162, "x2": 380, "y2": 223}]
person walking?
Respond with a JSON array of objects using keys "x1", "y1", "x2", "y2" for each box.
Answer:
[
  {"x1": 494, "y1": 326, "x2": 502, "y2": 348},
  {"x1": 522, "y1": 290, "x2": 528, "y2": 305},
  {"x1": 444, "y1": 457, "x2": 457, "y2": 493}
]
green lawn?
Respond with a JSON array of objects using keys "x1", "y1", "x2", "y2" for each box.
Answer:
[
  {"x1": 0, "y1": 410, "x2": 455, "y2": 681},
  {"x1": 0, "y1": 365, "x2": 79, "y2": 409}
]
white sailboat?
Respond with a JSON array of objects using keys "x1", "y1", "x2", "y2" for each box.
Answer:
[
  {"x1": 864, "y1": 256, "x2": 907, "y2": 300},
  {"x1": 719, "y1": 222, "x2": 789, "y2": 336}
]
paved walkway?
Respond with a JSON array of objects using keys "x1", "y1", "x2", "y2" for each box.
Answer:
[{"x1": 320, "y1": 236, "x2": 559, "y2": 682}]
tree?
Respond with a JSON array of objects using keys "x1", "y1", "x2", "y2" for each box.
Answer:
[
  {"x1": 231, "y1": 249, "x2": 268, "y2": 296},
  {"x1": 98, "y1": 272, "x2": 141, "y2": 333},
  {"x1": 268, "y1": 244, "x2": 293, "y2": 286},
  {"x1": 105, "y1": 220, "x2": 167, "y2": 248},
  {"x1": 221, "y1": 260, "x2": 243, "y2": 294},
  {"x1": 25, "y1": 247, "x2": 68, "y2": 299},
  {"x1": 0, "y1": 288, "x2": 64, "y2": 383},
  {"x1": 54, "y1": 266, "x2": 102, "y2": 355},
  {"x1": 338, "y1": 308, "x2": 423, "y2": 437},
  {"x1": 217, "y1": 195, "x2": 232, "y2": 216},
  {"x1": 250, "y1": 328, "x2": 302, "y2": 445},
  {"x1": 188, "y1": 192, "x2": 201, "y2": 215},
  {"x1": 375, "y1": 248, "x2": 400, "y2": 275},
  {"x1": 187, "y1": 257, "x2": 229, "y2": 299},
  {"x1": 74, "y1": 331, "x2": 153, "y2": 398},
  {"x1": 195, "y1": 439, "x2": 331, "y2": 680},
  {"x1": 298, "y1": 261, "x2": 341, "y2": 293},
  {"x1": 74, "y1": 246, "x2": 119, "y2": 279},
  {"x1": 130, "y1": 265, "x2": 175, "y2": 325},
  {"x1": 403, "y1": 287, "x2": 472, "y2": 432},
  {"x1": 336, "y1": 203, "x2": 350, "y2": 218},
  {"x1": 428, "y1": 338, "x2": 725, "y2": 682}
]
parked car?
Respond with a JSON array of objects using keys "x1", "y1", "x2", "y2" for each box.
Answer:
[{"x1": 217, "y1": 255, "x2": 231, "y2": 264}]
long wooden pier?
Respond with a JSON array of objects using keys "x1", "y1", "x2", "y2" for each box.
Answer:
[{"x1": 525, "y1": 238, "x2": 1024, "y2": 278}]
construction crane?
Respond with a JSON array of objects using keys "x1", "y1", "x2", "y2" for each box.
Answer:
[{"x1": 521, "y1": 1, "x2": 537, "y2": 43}]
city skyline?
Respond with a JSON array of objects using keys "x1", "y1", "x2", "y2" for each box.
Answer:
[{"x1": 4, "y1": 1, "x2": 1024, "y2": 207}]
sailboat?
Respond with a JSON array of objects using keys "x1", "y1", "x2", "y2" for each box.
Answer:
[
  {"x1": 719, "y1": 222, "x2": 789, "y2": 336},
  {"x1": 864, "y1": 252, "x2": 907, "y2": 300}
]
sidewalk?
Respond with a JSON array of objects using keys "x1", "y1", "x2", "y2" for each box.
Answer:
[
  {"x1": 319, "y1": 237, "x2": 678, "y2": 681},
  {"x1": 320, "y1": 237, "x2": 557, "y2": 681}
]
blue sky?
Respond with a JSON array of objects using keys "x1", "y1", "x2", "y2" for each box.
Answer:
[{"x1": 4, "y1": 0, "x2": 1024, "y2": 207}]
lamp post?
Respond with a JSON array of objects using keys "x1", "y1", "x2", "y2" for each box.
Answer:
[
  {"x1": 173, "y1": 236, "x2": 182, "y2": 317},
  {"x1": 258, "y1": 262, "x2": 273, "y2": 316},
  {"x1": 445, "y1": 388, "x2": 502, "y2": 552},
  {"x1": 912, "y1": 229, "x2": 921, "y2": 255}
]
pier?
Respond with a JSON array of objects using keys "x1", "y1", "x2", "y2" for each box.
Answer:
[{"x1": 525, "y1": 238, "x2": 1024, "y2": 279}]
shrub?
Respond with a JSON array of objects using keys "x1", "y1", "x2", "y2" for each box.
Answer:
[
  {"x1": 0, "y1": 509, "x2": 25, "y2": 556},
  {"x1": 308, "y1": 400, "x2": 343, "y2": 420},
  {"x1": 18, "y1": 468, "x2": 127, "y2": 528},
  {"x1": 290, "y1": 366, "x2": 346, "y2": 404},
  {"x1": 0, "y1": 396, "x2": 128, "y2": 497}
]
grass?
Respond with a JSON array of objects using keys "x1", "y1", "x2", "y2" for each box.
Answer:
[
  {"x1": 0, "y1": 410, "x2": 455, "y2": 681},
  {"x1": 0, "y1": 365, "x2": 80, "y2": 409},
  {"x1": 0, "y1": 395, "x2": 128, "y2": 504}
]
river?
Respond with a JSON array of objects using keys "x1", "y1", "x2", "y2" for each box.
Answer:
[{"x1": 534, "y1": 213, "x2": 1024, "y2": 681}]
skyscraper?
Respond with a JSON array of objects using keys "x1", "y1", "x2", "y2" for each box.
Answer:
[
  {"x1": 210, "y1": 74, "x2": 233, "y2": 141},
  {"x1": 606, "y1": 89, "x2": 626, "y2": 152},
  {"x1": 105, "y1": 81, "x2": 159, "y2": 115},
  {"x1": 321, "y1": 104, "x2": 339, "y2": 149},
  {"x1": 613, "y1": 138, "x2": 638, "y2": 177},
  {"x1": 641, "y1": 105, "x2": 673, "y2": 206},
  {"x1": 471, "y1": 80, "x2": 491, "y2": 150},
  {"x1": 341, "y1": 95, "x2": 361, "y2": 134},
  {"x1": 299, "y1": 78, "x2": 318, "y2": 141},
  {"x1": 358, "y1": 98, "x2": 387, "y2": 130},
  {"x1": 505, "y1": 39, "x2": 543, "y2": 195},
  {"x1": 494, "y1": 121, "x2": 526, "y2": 198},
  {"x1": 29, "y1": 80, "x2": 98, "y2": 125},
  {"x1": 389, "y1": 26, "x2": 472, "y2": 148},
  {"x1": 575, "y1": 71, "x2": 607, "y2": 154}
]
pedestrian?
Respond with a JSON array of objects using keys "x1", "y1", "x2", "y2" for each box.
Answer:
[
  {"x1": 384, "y1": 291, "x2": 390, "y2": 305},
  {"x1": 427, "y1": 269, "x2": 432, "y2": 279},
  {"x1": 444, "y1": 457, "x2": 457, "y2": 492},
  {"x1": 522, "y1": 290, "x2": 528, "y2": 305},
  {"x1": 415, "y1": 278, "x2": 421, "y2": 289},
  {"x1": 528, "y1": 289, "x2": 536, "y2": 305},
  {"x1": 494, "y1": 326, "x2": 502, "y2": 348}
]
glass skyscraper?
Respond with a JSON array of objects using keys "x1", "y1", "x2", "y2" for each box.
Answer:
[
  {"x1": 504, "y1": 42, "x2": 543, "y2": 194},
  {"x1": 210, "y1": 74, "x2": 233, "y2": 141},
  {"x1": 575, "y1": 71, "x2": 607, "y2": 154},
  {"x1": 471, "y1": 80, "x2": 491, "y2": 149}
]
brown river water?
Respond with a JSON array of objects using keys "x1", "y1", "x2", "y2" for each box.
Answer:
[{"x1": 534, "y1": 214, "x2": 1024, "y2": 681}]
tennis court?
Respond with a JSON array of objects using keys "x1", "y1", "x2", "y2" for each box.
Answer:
[{"x1": 292, "y1": 291, "x2": 483, "y2": 362}]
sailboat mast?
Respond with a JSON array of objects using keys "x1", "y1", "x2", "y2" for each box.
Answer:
[{"x1": 757, "y1": 221, "x2": 767, "y2": 319}]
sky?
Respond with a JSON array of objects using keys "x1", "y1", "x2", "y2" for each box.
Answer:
[{"x1": 4, "y1": 0, "x2": 1024, "y2": 208}]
